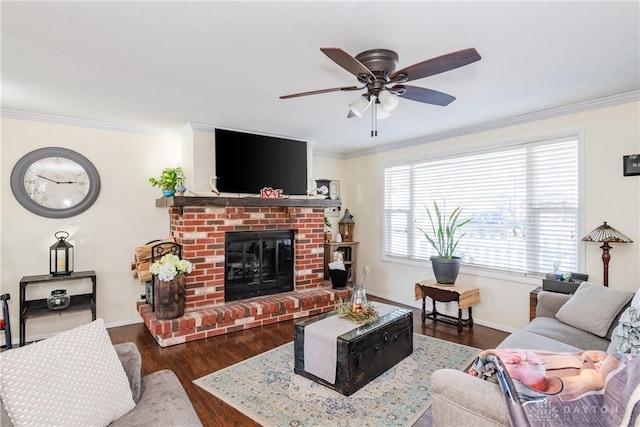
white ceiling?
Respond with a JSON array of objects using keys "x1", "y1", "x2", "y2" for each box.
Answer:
[{"x1": 2, "y1": 1, "x2": 639, "y2": 155}]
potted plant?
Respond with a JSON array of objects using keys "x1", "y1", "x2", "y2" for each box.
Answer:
[
  {"x1": 418, "y1": 200, "x2": 472, "y2": 285},
  {"x1": 324, "y1": 217, "x2": 333, "y2": 242},
  {"x1": 149, "y1": 167, "x2": 185, "y2": 197}
]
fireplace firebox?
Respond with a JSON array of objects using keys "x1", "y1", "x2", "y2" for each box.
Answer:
[{"x1": 225, "y1": 230, "x2": 294, "y2": 302}]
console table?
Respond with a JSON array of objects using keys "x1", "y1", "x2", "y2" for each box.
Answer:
[
  {"x1": 19, "y1": 270, "x2": 97, "y2": 346},
  {"x1": 415, "y1": 279, "x2": 480, "y2": 333}
]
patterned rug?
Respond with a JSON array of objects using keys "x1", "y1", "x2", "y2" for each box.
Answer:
[{"x1": 194, "y1": 334, "x2": 480, "y2": 427}]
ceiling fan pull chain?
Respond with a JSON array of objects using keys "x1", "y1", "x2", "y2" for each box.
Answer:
[
  {"x1": 371, "y1": 103, "x2": 374, "y2": 137},
  {"x1": 371, "y1": 101, "x2": 378, "y2": 137}
]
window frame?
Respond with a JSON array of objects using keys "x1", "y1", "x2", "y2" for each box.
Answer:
[{"x1": 381, "y1": 131, "x2": 586, "y2": 283}]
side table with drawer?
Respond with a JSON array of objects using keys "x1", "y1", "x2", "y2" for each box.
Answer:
[{"x1": 415, "y1": 279, "x2": 480, "y2": 333}]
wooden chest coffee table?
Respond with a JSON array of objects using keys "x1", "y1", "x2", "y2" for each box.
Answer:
[{"x1": 293, "y1": 304, "x2": 413, "y2": 396}]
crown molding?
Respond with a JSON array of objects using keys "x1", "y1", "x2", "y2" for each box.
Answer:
[
  {"x1": 3, "y1": 90, "x2": 637, "y2": 157},
  {"x1": 344, "y1": 91, "x2": 640, "y2": 159},
  {"x1": 0, "y1": 109, "x2": 179, "y2": 137}
]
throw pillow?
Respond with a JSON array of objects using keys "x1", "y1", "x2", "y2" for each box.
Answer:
[
  {"x1": 556, "y1": 281, "x2": 633, "y2": 337},
  {"x1": 608, "y1": 288, "x2": 640, "y2": 353},
  {"x1": 0, "y1": 319, "x2": 135, "y2": 426}
]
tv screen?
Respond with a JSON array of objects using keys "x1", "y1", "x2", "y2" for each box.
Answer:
[{"x1": 214, "y1": 129, "x2": 308, "y2": 195}]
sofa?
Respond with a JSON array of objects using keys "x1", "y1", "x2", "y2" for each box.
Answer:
[
  {"x1": 431, "y1": 282, "x2": 636, "y2": 426},
  {"x1": 0, "y1": 319, "x2": 202, "y2": 426}
]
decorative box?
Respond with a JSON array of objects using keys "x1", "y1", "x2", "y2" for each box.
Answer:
[
  {"x1": 542, "y1": 273, "x2": 589, "y2": 294},
  {"x1": 293, "y1": 308, "x2": 413, "y2": 396}
]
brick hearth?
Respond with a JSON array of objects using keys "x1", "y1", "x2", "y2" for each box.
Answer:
[{"x1": 141, "y1": 199, "x2": 347, "y2": 347}]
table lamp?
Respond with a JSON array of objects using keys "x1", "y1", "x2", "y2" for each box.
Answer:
[{"x1": 581, "y1": 222, "x2": 632, "y2": 286}]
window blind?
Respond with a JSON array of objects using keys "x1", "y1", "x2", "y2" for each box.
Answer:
[{"x1": 383, "y1": 137, "x2": 579, "y2": 276}]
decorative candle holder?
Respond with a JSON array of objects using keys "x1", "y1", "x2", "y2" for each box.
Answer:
[
  {"x1": 47, "y1": 289, "x2": 71, "y2": 311},
  {"x1": 350, "y1": 284, "x2": 368, "y2": 314}
]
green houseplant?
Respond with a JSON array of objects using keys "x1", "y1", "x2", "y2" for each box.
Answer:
[
  {"x1": 418, "y1": 200, "x2": 472, "y2": 285},
  {"x1": 149, "y1": 167, "x2": 185, "y2": 197},
  {"x1": 324, "y1": 216, "x2": 333, "y2": 242}
]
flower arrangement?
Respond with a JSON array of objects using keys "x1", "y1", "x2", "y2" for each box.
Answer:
[
  {"x1": 336, "y1": 299, "x2": 379, "y2": 324},
  {"x1": 149, "y1": 254, "x2": 193, "y2": 282}
]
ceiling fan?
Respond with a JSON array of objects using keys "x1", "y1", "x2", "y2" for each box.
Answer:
[{"x1": 280, "y1": 47, "x2": 481, "y2": 136}]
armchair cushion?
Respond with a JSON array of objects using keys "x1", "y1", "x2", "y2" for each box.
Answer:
[
  {"x1": 0, "y1": 319, "x2": 135, "y2": 426},
  {"x1": 556, "y1": 281, "x2": 633, "y2": 337},
  {"x1": 114, "y1": 342, "x2": 142, "y2": 403}
]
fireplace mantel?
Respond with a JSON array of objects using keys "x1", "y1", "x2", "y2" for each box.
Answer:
[{"x1": 156, "y1": 196, "x2": 341, "y2": 211}]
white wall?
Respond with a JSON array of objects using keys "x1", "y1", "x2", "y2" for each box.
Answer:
[
  {"x1": 313, "y1": 155, "x2": 347, "y2": 235},
  {"x1": 1, "y1": 117, "x2": 181, "y2": 342},
  {"x1": 2, "y1": 101, "x2": 638, "y2": 343},
  {"x1": 342, "y1": 101, "x2": 640, "y2": 332}
]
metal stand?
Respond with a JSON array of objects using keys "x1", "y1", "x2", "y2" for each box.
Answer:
[{"x1": 1, "y1": 293, "x2": 12, "y2": 349}]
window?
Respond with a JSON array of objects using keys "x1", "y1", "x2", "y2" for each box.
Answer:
[{"x1": 384, "y1": 137, "x2": 579, "y2": 276}]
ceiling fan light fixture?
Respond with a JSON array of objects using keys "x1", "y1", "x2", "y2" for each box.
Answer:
[
  {"x1": 375, "y1": 102, "x2": 392, "y2": 119},
  {"x1": 378, "y1": 90, "x2": 400, "y2": 113},
  {"x1": 348, "y1": 94, "x2": 372, "y2": 117}
]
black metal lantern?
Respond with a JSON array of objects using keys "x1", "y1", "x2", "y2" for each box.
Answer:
[
  {"x1": 50, "y1": 231, "x2": 74, "y2": 276},
  {"x1": 338, "y1": 209, "x2": 355, "y2": 242}
]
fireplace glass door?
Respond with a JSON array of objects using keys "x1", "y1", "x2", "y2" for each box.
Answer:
[{"x1": 225, "y1": 230, "x2": 294, "y2": 302}]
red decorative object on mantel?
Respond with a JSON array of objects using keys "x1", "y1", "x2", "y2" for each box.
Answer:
[{"x1": 260, "y1": 187, "x2": 283, "y2": 199}]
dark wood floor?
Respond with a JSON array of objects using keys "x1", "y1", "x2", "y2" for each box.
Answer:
[{"x1": 107, "y1": 297, "x2": 509, "y2": 427}]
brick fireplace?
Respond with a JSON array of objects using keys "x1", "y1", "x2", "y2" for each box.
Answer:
[{"x1": 139, "y1": 196, "x2": 348, "y2": 347}]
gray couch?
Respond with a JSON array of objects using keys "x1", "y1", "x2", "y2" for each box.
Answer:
[
  {"x1": 1, "y1": 342, "x2": 202, "y2": 427},
  {"x1": 431, "y1": 289, "x2": 634, "y2": 427}
]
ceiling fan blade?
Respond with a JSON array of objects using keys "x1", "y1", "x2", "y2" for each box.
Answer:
[
  {"x1": 320, "y1": 47, "x2": 374, "y2": 79},
  {"x1": 279, "y1": 86, "x2": 360, "y2": 99},
  {"x1": 390, "y1": 48, "x2": 481, "y2": 83},
  {"x1": 394, "y1": 85, "x2": 456, "y2": 106}
]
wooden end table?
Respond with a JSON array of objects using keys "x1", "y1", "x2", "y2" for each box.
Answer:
[{"x1": 415, "y1": 279, "x2": 480, "y2": 333}]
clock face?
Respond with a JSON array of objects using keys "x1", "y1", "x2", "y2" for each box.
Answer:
[{"x1": 11, "y1": 147, "x2": 101, "y2": 218}]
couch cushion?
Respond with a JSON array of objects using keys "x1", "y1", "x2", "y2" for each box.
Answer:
[
  {"x1": 0, "y1": 319, "x2": 135, "y2": 426},
  {"x1": 498, "y1": 329, "x2": 582, "y2": 352},
  {"x1": 114, "y1": 342, "x2": 142, "y2": 403},
  {"x1": 110, "y1": 370, "x2": 202, "y2": 427},
  {"x1": 522, "y1": 316, "x2": 611, "y2": 351},
  {"x1": 555, "y1": 281, "x2": 633, "y2": 337}
]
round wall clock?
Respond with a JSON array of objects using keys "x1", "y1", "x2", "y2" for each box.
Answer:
[{"x1": 10, "y1": 147, "x2": 101, "y2": 218}]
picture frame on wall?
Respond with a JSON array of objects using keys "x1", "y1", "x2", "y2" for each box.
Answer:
[{"x1": 623, "y1": 155, "x2": 640, "y2": 176}]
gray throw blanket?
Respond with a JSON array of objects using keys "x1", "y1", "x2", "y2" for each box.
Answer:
[{"x1": 469, "y1": 349, "x2": 640, "y2": 426}]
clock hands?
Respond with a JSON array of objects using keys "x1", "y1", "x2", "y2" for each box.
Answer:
[
  {"x1": 37, "y1": 174, "x2": 77, "y2": 184},
  {"x1": 37, "y1": 174, "x2": 58, "y2": 184}
]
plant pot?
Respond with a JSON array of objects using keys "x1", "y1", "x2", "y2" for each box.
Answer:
[
  {"x1": 430, "y1": 256, "x2": 461, "y2": 285},
  {"x1": 162, "y1": 189, "x2": 175, "y2": 197},
  {"x1": 154, "y1": 275, "x2": 185, "y2": 319}
]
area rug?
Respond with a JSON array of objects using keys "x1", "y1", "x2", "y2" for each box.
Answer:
[{"x1": 194, "y1": 334, "x2": 480, "y2": 427}]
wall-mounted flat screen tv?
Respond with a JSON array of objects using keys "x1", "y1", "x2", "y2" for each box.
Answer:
[{"x1": 214, "y1": 128, "x2": 308, "y2": 195}]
